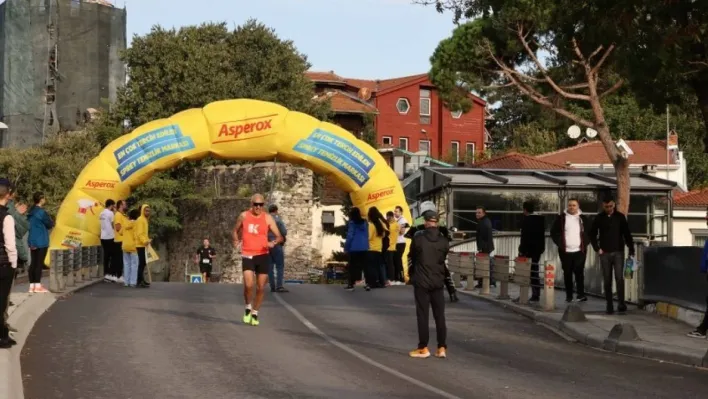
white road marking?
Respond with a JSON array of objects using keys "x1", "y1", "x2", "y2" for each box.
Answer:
[{"x1": 272, "y1": 294, "x2": 463, "y2": 399}]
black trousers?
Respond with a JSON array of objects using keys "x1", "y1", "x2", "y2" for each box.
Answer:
[
  {"x1": 137, "y1": 247, "x2": 147, "y2": 284},
  {"x1": 600, "y1": 251, "x2": 625, "y2": 307},
  {"x1": 29, "y1": 247, "x2": 48, "y2": 284},
  {"x1": 347, "y1": 252, "x2": 367, "y2": 287},
  {"x1": 444, "y1": 267, "x2": 456, "y2": 295},
  {"x1": 367, "y1": 251, "x2": 384, "y2": 287},
  {"x1": 394, "y1": 243, "x2": 406, "y2": 282},
  {"x1": 112, "y1": 241, "x2": 123, "y2": 278},
  {"x1": 697, "y1": 291, "x2": 708, "y2": 334},
  {"x1": 0, "y1": 265, "x2": 15, "y2": 340},
  {"x1": 384, "y1": 250, "x2": 395, "y2": 283},
  {"x1": 414, "y1": 286, "x2": 447, "y2": 349},
  {"x1": 529, "y1": 255, "x2": 542, "y2": 299},
  {"x1": 560, "y1": 251, "x2": 586, "y2": 300},
  {"x1": 101, "y1": 239, "x2": 114, "y2": 275}
]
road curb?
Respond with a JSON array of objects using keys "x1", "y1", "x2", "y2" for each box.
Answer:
[
  {"x1": 1, "y1": 278, "x2": 104, "y2": 399},
  {"x1": 457, "y1": 290, "x2": 708, "y2": 368}
]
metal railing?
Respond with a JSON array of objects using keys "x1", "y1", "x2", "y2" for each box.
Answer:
[
  {"x1": 450, "y1": 233, "x2": 648, "y2": 304},
  {"x1": 48, "y1": 246, "x2": 103, "y2": 292}
]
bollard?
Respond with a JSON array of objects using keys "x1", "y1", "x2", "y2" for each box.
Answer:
[
  {"x1": 65, "y1": 250, "x2": 75, "y2": 287},
  {"x1": 49, "y1": 249, "x2": 61, "y2": 292},
  {"x1": 458, "y1": 252, "x2": 475, "y2": 291},
  {"x1": 514, "y1": 257, "x2": 531, "y2": 305},
  {"x1": 58, "y1": 250, "x2": 67, "y2": 291},
  {"x1": 96, "y1": 245, "x2": 104, "y2": 278},
  {"x1": 80, "y1": 246, "x2": 89, "y2": 281},
  {"x1": 90, "y1": 246, "x2": 99, "y2": 278},
  {"x1": 475, "y1": 253, "x2": 491, "y2": 295},
  {"x1": 495, "y1": 255, "x2": 510, "y2": 299},
  {"x1": 543, "y1": 263, "x2": 556, "y2": 311},
  {"x1": 73, "y1": 248, "x2": 82, "y2": 283}
]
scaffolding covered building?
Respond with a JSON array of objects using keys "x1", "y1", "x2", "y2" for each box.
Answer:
[{"x1": 0, "y1": 0, "x2": 126, "y2": 148}]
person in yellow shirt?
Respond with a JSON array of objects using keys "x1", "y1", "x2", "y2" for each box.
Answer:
[
  {"x1": 121, "y1": 209, "x2": 140, "y2": 287},
  {"x1": 366, "y1": 206, "x2": 388, "y2": 290},
  {"x1": 385, "y1": 211, "x2": 400, "y2": 286},
  {"x1": 111, "y1": 200, "x2": 127, "y2": 284},
  {"x1": 135, "y1": 204, "x2": 151, "y2": 288}
]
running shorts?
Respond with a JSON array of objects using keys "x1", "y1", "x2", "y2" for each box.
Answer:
[
  {"x1": 199, "y1": 264, "x2": 212, "y2": 276},
  {"x1": 242, "y1": 254, "x2": 270, "y2": 275}
]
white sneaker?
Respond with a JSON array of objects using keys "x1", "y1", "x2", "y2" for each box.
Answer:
[
  {"x1": 104, "y1": 275, "x2": 114, "y2": 282},
  {"x1": 117, "y1": 276, "x2": 125, "y2": 284}
]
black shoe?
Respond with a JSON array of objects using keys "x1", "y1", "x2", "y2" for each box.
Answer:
[
  {"x1": 9, "y1": 301, "x2": 13, "y2": 306},
  {"x1": 7, "y1": 337, "x2": 16, "y2": 345},
  {"x1": 0, "y1": 339, "x2": 14, "y2": 349},
  {"x1": 450, "y1": 292, "x2": 459, "y2": 302},
  {"x1": 606, "y1": 306, "x2": 614, "y2": 315},
  {"x1": 529, "y1": 296, "x2": 540, "y2": 302},
  {"x1": 276, "y1": 287, "x2": 289, "y2": 293},
  {"x1": 345, "y1": 285, "x2": 354, "y2": 291},
  {"x1": 365, "y1": 285, "x2": 371, "y2": 291},
  {"x1": 575, "y1": 296, "x2": 588, "y2": 302},
  {"x1": 270, "y1": 287, "x2": 276, "y2": 293},
  {"x1": 565, "y1": 298, "x2": 573, "y2": 303},
  {"x1": 617, "y1": 303, "x2": 627, "y2": 313}
]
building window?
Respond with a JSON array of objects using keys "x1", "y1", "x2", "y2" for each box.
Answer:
[
  {"x1": 419, "y1": 140, "x2": 431, "y2": 155},
  {"x1": 465, "y1": 142, "x2": 475, "y2": 163},
  {"x1": 451, "y1": 110, "x2": 463, "y2": 119},
  {"x1": 382, "y1": 136, "x2": 392, "y2": 146},
  {"x1": 396, "y1": 98, "x2": 410, "y2": 114},
  {"x1": 420, "y1": 89, "x2": 431, "y2": 124},
  {"x1": 399, "y1": 137, "x2": 409, "y2": 151},
  {"x1": 451, "y1": 141, "x2": 460, "y2": 163}
]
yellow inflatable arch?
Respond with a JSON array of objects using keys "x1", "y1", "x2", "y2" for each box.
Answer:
[{"x1": 48, "y1": 99, "x2": 412, "y2": 273}]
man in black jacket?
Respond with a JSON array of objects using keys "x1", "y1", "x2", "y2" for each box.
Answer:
[
  {"x1": 519, "y1": 201, "x2": 546, "y2": 302},
  {"x1": 551, "y1": 198, "x2": 590, "y2": 303},
  {"x1": 408, "y1": 210, "x2": 449, "y2": 359},
  {"x1": 475, "y1": 206, "x2": 495, "y2": 288},
  {"x1": 590, "y1": 197, "x2": 634, "y2": 314}
]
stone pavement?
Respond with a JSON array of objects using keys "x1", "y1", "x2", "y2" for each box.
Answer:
[
  {"x1": 2, "y1": 276, "x2": 102, "y2": 399},
  {"x1": 457, "y1": 281, "x2": 708, "y2": 368}
]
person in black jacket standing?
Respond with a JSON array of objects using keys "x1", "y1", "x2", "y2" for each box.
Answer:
[
  {"x1": 475, "y1": 206, "x2": 495, "y2": 288},
  {"x1": 590, "y1": 196, "x2": 634, "y2": 314},
  {"x1": 408, "y1": 210, "x2": 449, "y2": 359},
  {"x1": 518, "y1": 201, "x2": 546, "y2": 302},
  {"x1": 551, "y1": 198, "x2": 590, "y2": 303}
]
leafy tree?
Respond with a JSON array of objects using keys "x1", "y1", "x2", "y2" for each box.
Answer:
[
  {"x1": 420, "y1": 0, "x2": 636, "y2": 212},
  {"x1": 92, "y1": 19, "x2": 332, "y2": 238}
]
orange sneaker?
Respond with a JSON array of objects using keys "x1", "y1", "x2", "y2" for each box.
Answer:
[
  {"x1": 409, "y1": 348, "x2": 430, "y2": 358},
  {"x1": 435, "y1": 347, "x2": 447, "y2": 358}
]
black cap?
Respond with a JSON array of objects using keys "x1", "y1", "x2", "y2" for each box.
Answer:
[
  {"x1": 268, "y1": 204, "x2": 278, "y2": 213},
  {"x1": 422, "y1": 210, "x2": 438, "y2": 222},
  {"x1": 0, "y1": 178, "x2": 13, "y2": 191}
]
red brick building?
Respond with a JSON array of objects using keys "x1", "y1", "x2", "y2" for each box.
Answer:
[{"x1": 306, "y1": 71, "x2": 488, "y2": 163}]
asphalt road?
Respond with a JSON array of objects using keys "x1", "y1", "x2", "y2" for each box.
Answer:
[{"x1": 22, "y1": 283, "x2": 708, "y2": 399}]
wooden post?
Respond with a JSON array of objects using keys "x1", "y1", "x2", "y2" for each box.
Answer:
[
  {"x1": 515, "y1": 257, "x2": 531, "y2": 305},
  {"x1": 543, "y1": 262, "x2": 556, "y2": 311},
  {"x1": 496, "y1": 255, "x2": 510, "y2": 300}
]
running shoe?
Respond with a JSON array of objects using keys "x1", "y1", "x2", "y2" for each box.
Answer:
[
  {"x1": 409, "y1": 348, "x2": 430, "y2": 358},
  {"x1": 250, "y1": 314, "x2": 259, "y2": 326},
  {"x1": 243, "y1": 310, "x2": 252, "y2": 324},
  {"x1": 435, "y1": 347, "x2": 447, "y2": 358}
]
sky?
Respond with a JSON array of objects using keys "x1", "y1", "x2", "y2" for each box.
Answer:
[{"x1": 122, "y1": 0, "x2": 458, "y2": 80}]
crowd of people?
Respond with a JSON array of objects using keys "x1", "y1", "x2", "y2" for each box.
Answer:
[
  {"x1": 100, "y1": 199, "x2": 152, "y2": 288},
  {"x1": 0, "y1": 179, "x2": 56, "y2": 348}
]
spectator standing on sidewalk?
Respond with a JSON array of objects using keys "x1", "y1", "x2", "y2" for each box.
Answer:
[
  {"x1": 408, "y1": 209, "x2": 449, "y2": 359},
  {"x1": 0, "y1": 180, "x2": 18, "y2": 348},
  {"x1": 268, "y1": 204, "x2": 288, "y2": 293},
  {"x1": 687, "y1": 206, "x2": 708, "y2": 339},
  {"x1": 518, "y1": 201, "x2": 546, "y2": 302},
  {"x1": 590, "y1": 196, "x2": 634, "y2": 314},
  {"x1": 367, "y1": 206, "x2": 389, "y2": 289},
  {"x1": 393, "y1": 206, "x2": 409, "y2": 283},
  {"x1": 343, "y1": 207, "x2": 368, "y2": 291},
  {"x1": 27, "y1": 192, "x2": 53, "y2": 293},
  {"x1": 475, "y1": 206, "x2": 495, "y2": 288},
  {"x1": 135, "y1": 204, "x2": 152, "y2": 288},
  {"x1": 112, "y1": 200, "x2": 127, "y2": 283},
  {"x1": 7, "y1": 189, "x2": 28, "y2": 272},
  {"x1": 551, "y1": 198, "x2": 590, "y2": 303},
  {"x1": 100, "y1": 199, "x2": 117, "y2": 282}
]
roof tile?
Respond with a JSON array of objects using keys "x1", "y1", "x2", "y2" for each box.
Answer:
[
  {"x1": 313, "y1": 90, "x2": 377, "y2": 114},
  {"x1": 674, "y1": 188, "x2": 708, "y2": 208},
  {"x1": 538, "y1": 140, "x2": 676, "y2": 166},
  {"x1": 471, "y1": 151, "x2": 572, "y2": 170}
]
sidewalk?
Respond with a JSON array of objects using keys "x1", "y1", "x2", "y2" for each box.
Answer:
[
  {"x1": 2, "y1": 276, "x2": 103, "y2": 399},
  {"x1": 458, "y1": 282, "x2": 708, "y2": 368}
]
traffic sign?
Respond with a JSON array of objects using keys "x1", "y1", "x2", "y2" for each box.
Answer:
[{"x1": 190, "y1": 274, "x2": 203, "y2": 284}]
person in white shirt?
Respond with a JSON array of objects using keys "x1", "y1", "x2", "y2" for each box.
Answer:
[
  {"x1": 0, "y1": 179, "x2": 18, "y2": 348},
  {"x1": 393, "y1": 205, "x2": 409, "y2": 284},
  {"x1": 100, "y1": 199, "x2": 118, "y2": 283},
  {"x1": 551, "y1": 198, "x2": 590, "y2": 303}
]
